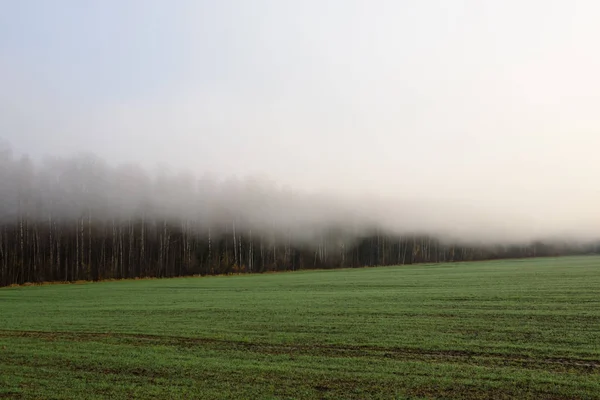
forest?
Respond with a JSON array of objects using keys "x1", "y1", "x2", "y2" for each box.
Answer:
[{"x1": 1, "y1": 144, "x2": 598, "y2": 287}]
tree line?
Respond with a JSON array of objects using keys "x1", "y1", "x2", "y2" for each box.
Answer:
[
  {"x1": 0, "y1": 143, "x2": 598, "y2": 286},
  {"x1": 1, "y1": 216, "x2": 598, "y2": 286}
]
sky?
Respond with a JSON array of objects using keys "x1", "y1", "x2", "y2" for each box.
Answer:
[{"x1": 1, "y1": 0, "x2": 600, "y2": 238}]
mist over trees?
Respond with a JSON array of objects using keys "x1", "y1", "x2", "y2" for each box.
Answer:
[{"x1": 0, "y1": 142, "x2": 598, "y2": 286}]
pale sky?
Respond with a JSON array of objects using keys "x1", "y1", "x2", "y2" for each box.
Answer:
[{"x1": 2, "y1": 0, "x2": 600, "y2": 236}]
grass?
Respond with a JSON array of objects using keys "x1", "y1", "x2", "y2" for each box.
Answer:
[{"x1": 1, "y1": 256, "x2": 600, "y2": 399}]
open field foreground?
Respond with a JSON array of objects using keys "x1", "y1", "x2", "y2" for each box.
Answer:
[{"x1": 1, "y1": 257, "x2": 600, "y2": 399}]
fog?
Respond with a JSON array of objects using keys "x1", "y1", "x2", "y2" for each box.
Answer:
[
  {"x1": 0, "y1": 141, "x2": 596, "y2": 247},
  {"x1": 2, "y1": 0, "x2": 600, "y2": 246}
]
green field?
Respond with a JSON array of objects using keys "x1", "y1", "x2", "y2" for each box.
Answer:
[{"x1": 1, "y1": 256, "x2": 600, "y2": 399}]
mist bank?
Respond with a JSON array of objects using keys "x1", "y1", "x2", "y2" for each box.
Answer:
[
  {"x1": 1, "y1": 142, "x2": 599, "y2": 286},
  {"x1": 2, "y1": 142, "x2": 597, "y2": 244}
]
